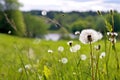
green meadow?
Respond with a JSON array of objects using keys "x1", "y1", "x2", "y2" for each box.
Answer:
[{"x1": 0, "y1": 33, "x2": 120, "y2": 80}]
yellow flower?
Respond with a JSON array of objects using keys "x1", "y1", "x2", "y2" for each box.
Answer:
[{"x1": 43, "y1": 65, "x2": 51, "y2": 78}]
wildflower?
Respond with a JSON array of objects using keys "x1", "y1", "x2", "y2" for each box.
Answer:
[
  {"x1": 80, "y1": 54, "x2": 87, "y2": 60},
  {"x1": 18, "y1": 68, "x2": 23, "y2": 73},
  {"x1": 79, "y1": 29, "x2": 102, "y2": 44},
  {"x1": 61, "y1": 57, "x2": 68, "y2": 64},
  {"x1": 58, "y1": 46, "x2": 64, "y2": 52},
  {"x1": 48, "y1": 49, "x2": 53, "y2": 53},
  {"x1": 75, "y1": 31, "x2": 80, "y2": 35},
  {"x1": 67, "y1": 40, "x2": 73, "y2": 46},
  {"x1": 41, "y1": 10, "x2": 47, "y2": 16},
  {"x1": 100, "y1": 52, "x2": 106, "y2": 59},
  {"x1": 43, "y1": 65, "x2": 51, "y2": 78}
]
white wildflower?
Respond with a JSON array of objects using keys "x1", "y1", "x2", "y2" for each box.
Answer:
[
  {"x1": 80, "y1": 54, "x2": 87, "y2": 60},
  {"x1": 100, "y1": 52, "x2": 106, "y2": 59},
  {"x1": 48, "y1": 49, "x2": 53, "y2": 53},
  {"x1": 58, "y1": 46, "x2": 64, "y2": 52},
  {"x1": 75, "y1": 31, "x2": 80, "y2": 35},
  {"x1": 61, "y1": 57, "x2": 68, "y2": 64},
  {"x1": 67, "y1": 40, "x2": 73, "y2": 46},
  {"x1": 41, "y1": 10, "x2": 47, "y2": 16},
  {"x1": 79, "y1": 29, "x2": 102, "y2": 44}
]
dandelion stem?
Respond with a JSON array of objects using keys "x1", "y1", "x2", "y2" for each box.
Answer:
[{"x1": 90, "y1": 42, "x2": 94, "y2": 80}]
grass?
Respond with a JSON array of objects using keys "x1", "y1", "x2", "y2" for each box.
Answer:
[{"x1": 0, "y1": 33, "x2": 120, "y2": 80}]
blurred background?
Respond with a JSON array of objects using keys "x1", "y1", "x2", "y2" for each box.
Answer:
[{"x1": 0, "y1": 0, "x2": 120, "y2": 41}]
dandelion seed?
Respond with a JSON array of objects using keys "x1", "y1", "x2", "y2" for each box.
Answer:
[
  {"x1": 67, "y1": 40, "x2": 73, "y2": 46},
  {"x1": 80, "y1": 54, "x2": 87, "y2": 60},
  {"x1": 8, "y1": 30, "x2": 11, "y2": 34},
  {"x1": 41, "y1": 10, "x2": 47, "y2": 16},
  {"x1": 58, "y1": 46, "x2": 64, "y2": 52},
  {"x1": 100, "y1": 52, "x2": 106, "y2": 59},
  {"x1": 48, "y1": 49, "x2": 53, "y2": 53},
  {"x1": 79, "y1": 29, "x2": 102, "y2": 44},
  {"x1": 18, "y1": 68, "x2": 23, "y2": 73},
  {"x1": 61, "y1": 57, "x2": 68, "y2": 64},
  {"x1": 75, "y1": 31, "x2": 80, "y2": 35}
]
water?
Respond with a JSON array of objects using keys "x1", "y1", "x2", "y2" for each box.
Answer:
[{"x1": 44, "y1": 33, "x2": 76, "y2": 41}]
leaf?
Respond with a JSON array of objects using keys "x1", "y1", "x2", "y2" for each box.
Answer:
[{"x1": 105, "y1": 20, "x2": 113, "y2": 32}]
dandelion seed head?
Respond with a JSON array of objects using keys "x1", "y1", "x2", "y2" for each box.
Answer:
[
  {"x1": 8, "y1": 30, "x2": 11, "y2": 34},
  {"x1": 48, "y1": 49, "x2": 53, "y2": 53},
  {"x1": 70, "y1": 46, "x2": 77, "y2": 52},
  {"x1": 100, "y1": 52, "x2": 106, "y2": 59},
  {"x1": 58, "y1": 46, "x2": 64, "y2": 52},
  {"x1": 67, "y1": 40, "x2": 73, "y2": 46},
  {"x1": 18, "y1": 68, "x2": 23, "y2": 73},
  {"x1": 94, "y1": 45, "x2": 101, "y2": 50},
  {"x1": 75, "y1": 31, "x2": 80, "y2": 35},
  {"x1": 80, "y1": 54, "x2": 87, "y2": 60},
  {"x1": 25, "y1": 64, "x2": 32, "y2": 70},
  {"x1": 41, "y1": 10, "x2": 47, "y2": 16},
  {"x1": 74, "y1": 44, "x2": 81, "y2": 51},
  {"x1": 79, "y1": 29, "x2": 102, "y2": 44},
  {"x1": 61, "y1": 57, "x2": 68, "y2": 64}
]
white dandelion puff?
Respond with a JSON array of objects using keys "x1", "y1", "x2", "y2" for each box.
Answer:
[
  {"x1": 58, "y1": 46, "x2": 64, "y2": 52},
  {"x1": 70, "y1": 46, "x2": 77, "y2": 52},
  {"x1": 41, "y1": 10, "x2": 47, "y2": 16},
  {"x1": 75, "y1": 31, "x2": 80, "y2": 35},
  {"x1": 100, "y1": 52, "x2": 106, "y2": 59},
  {"x1": 48, "y1": 49, "x2": 53, "y2": 53},
  {"x1": 8, "y1": 30, "x2": 11, "y2": 34},
  {"x1": 67, "y1": 40, "x2": 73, "y2": 46},
  {"x1": 80, "y1": 54, "x2": 87, "y2": 60},
  {"x1": 107, "y1": 32, "x2": 118, "y2": 37},
  {"x1": 74, "y1": 44, "x2": 81, "y2": 51},
  {"x1": 79, "y1": 29, "x2": 102, "y2": 44},
  {"x1": 18, "y1": 68, "x2": 23, "y2": 73},
  {"x1": 61, "y1": 58, "x2": 68, "y2": 64},
  {"x1": 25, "y1": 64, "x2": 32, "y2": 70}
]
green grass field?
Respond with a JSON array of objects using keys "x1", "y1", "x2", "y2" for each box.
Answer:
[{"x1": 0, "y1": 33, "x2": 120, "y2": 80}]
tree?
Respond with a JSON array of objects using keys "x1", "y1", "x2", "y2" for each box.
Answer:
[
  {"x1": 0, "y1": 0, "x2": 26, "y2": 36},
  {"x1": 24, "y1": 14, "x2": 49, "y2": 37}
]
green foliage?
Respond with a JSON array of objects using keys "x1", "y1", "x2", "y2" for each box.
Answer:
[
  {"x1": 0, "y1": 0, "x2": 26, "y2": 36},
  {"x1": 24, "y1": 14, "x2": 49, "y2": 37},
  {"x1": 70, "y1": 20, "x2": 94, "y2": 33}
]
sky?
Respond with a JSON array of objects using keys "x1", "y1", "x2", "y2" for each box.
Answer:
[{"x1": 18, "y1": 0, "x2": 120, "y2": 12}]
